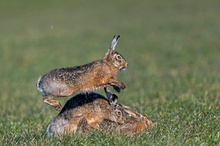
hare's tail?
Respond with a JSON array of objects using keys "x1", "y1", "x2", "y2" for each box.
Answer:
[{"x1": 36, "y1": 76, "x2": 44, "y2": 94}]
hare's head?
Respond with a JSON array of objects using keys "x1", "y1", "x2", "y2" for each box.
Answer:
[{"x1": 104, "y1": 35, "x2": 128, "y2": 71}]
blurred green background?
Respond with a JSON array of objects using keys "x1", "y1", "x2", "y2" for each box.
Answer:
[{"x1": 0, "y1": 0, "x2": 220, "y2": 145}]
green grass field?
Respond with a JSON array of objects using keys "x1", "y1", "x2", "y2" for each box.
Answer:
[{"x1": 1, "y1": 0, "x2": 220, "y2": 145}]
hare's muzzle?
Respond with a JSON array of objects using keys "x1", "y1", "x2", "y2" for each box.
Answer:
[{"x1": 119, "y1": 62, "x2": 128, "y2": 71}]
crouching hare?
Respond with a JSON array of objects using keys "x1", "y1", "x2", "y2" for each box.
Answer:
[
  {"x1": 47, "y1": 87, "x2": 153, "y2": 136},
  {"x1": 37, "y1": 35, "x2": 128, "y2": 111}
]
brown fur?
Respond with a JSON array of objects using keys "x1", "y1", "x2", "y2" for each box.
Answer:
[
  {"x1": 46, "y1": 89, "x2": 153, "y2": 136},
  {"x1": 37, "y1": 35, "x2": 128, "y2": 111}
]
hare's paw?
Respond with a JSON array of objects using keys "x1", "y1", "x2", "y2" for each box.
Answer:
[
  {"x1": 43, "y1": 97, "x2": 62, "y2": 112},
  {"x1": 114, "y1": 82, "x2": 126, "y2": 92},
  {"x1": 108, "y1": 79, "x2": 126, "y2": 92},
  {"x1": 54, "y1": 103, "x2": 62, "y2": 111},
  {"x1": 120, "y1": 82, "x2": 126, "y2": 90},
  {"x1": 113, "y1": 85, "x2": 121, "y2": 93}
]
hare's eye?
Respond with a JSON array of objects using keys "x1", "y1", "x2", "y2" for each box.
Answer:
[{"x1": 116, "y1": 55, "x2": 122, "y2": 60}]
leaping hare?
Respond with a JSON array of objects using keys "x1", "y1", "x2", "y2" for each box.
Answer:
[{"x1": 37, "y1": 35, "x2": 128, "y2": 111}]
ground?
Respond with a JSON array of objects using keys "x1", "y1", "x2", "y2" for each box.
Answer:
[{"x1": 0, "y1": 0, "x2": 220, "y2": 145}]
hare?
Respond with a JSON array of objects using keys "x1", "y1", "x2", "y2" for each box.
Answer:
[
  {"x1": 47, "y1": 89, "x2": 121, "y2": 136},
  {"x1": 47, "y1": 87, "x2": 153, "y2": 136},
  {"x1": 37, "y1": 35, "x2": 128, "y2": 111}
]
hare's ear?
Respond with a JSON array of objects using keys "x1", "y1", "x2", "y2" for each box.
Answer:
[
  {"x1": 104, "y1": 86, "x2": 112, "y2": 101},
  {"x1": 104, "y1": 86, "x2": 118, "y2": 105},
  {"x1": 104, "y1": 35, "x2": 120, "y2": 59},
  {"x1": 110, "y1": 35, "x2": 120, "y2": 51}
]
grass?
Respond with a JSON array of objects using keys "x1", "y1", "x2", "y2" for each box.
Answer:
[{"x1": 0, "y1": 0, "x2": 220, "y2": 145}]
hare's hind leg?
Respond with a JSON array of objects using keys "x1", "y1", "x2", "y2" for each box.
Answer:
[{"x1": 43, "y1": 96, "x2": 62, "y2": 111}]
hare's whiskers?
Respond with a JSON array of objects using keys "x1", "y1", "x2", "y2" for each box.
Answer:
[{"x1": 122, "y1": 69, "x2": 129, "y2": 77}]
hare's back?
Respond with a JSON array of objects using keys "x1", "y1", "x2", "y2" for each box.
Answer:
[
  {"x1": 38, "y1": 75, "x2": 74, "y2": 97},
  {"x1": 38, "y1": 67, "x2": 83, "y2": 96},
  {"x1": 45, "y1": 66, "x2": 87, "y2": 82}
]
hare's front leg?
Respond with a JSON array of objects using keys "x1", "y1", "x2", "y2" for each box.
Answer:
[
  {"x1": 43, "y1": 96, "x2": 62, "y2": 111},
  {"x1": 108, "y1": 79, "x2": 126, "y2": 93}
]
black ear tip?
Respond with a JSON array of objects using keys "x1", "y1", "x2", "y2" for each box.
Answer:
[
  {"x1": 111, "y1": 94, "x2": 118, "y2": 101},
  {"x1": 113, "y1": 35, "x2": 120, "y2": 40}
]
